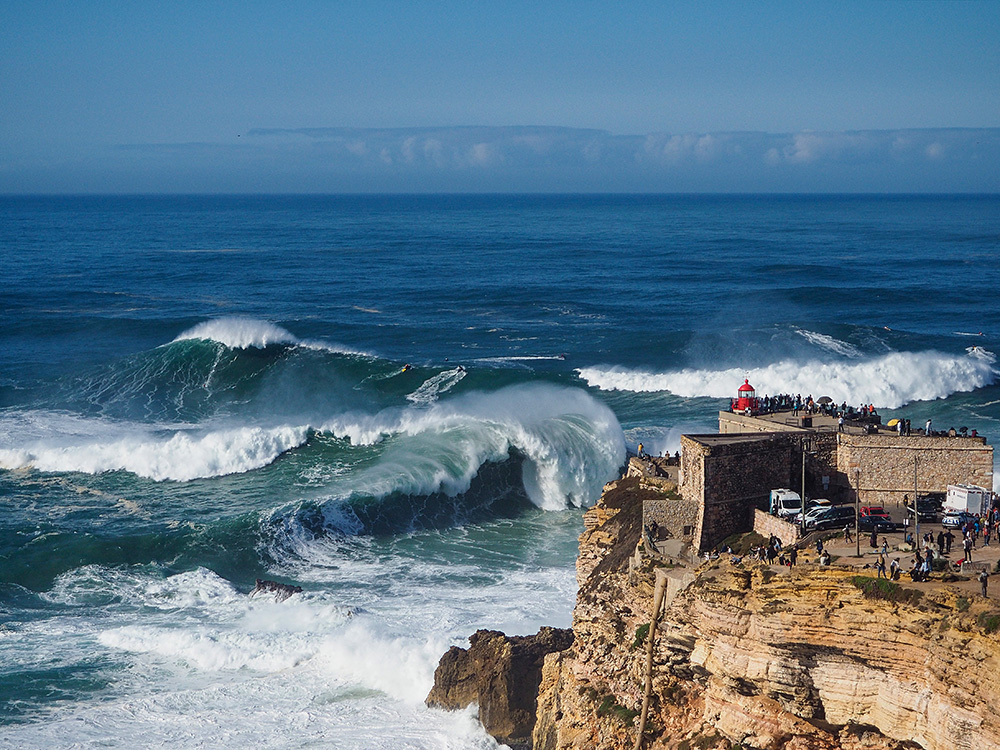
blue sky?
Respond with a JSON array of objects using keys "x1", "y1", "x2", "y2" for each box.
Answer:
[{"x1": 2, "y1": 1, "x2": 998, "y2": 192}]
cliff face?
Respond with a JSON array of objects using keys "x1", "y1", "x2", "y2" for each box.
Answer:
[{"x1": 533, "y1": 482, "x2": 1000, "y2": 750}]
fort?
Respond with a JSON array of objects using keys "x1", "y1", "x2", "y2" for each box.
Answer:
[{"x1": 640, "y1": 380, "x2": 994, "y2": 553}]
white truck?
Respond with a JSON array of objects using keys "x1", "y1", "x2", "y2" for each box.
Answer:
[
  {"x1": 943, "y1": 484, "x2": 990, "y2": 515},
  {"x1": 770, "y1": 488, "x2": 803, "y2": 519}
]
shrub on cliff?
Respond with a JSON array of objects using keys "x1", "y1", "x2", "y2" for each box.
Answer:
[{"x1": 850, "y1": 576, "x2": 923, "y2": 605}]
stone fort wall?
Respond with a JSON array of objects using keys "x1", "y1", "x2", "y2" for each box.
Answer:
[
  {"x1": 836, "y1": 433, "x2": 993, "y2": 507},
  {"x1": 681, "y1": 434, "x2": 800, "y2": 552}
]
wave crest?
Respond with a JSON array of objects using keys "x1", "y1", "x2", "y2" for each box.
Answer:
[
  {"x1": 172, "y1": 317, "x2": 367, "y2": 355},
  {"x1": 173, "y1": 318, "x2": 298, "y2": 349},
  {"x1": 578, "y1": 349, "x2": 998, "y2": 409}
]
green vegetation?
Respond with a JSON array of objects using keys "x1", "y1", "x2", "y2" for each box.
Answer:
[
  {"x1": 977, "y1": 612, "x2": 1000, "y2": 635},
  {"x1": 850, "y1": 576, "x2": 923, "y2": 605},
  {"x1": 596, "y1": 695, "x2": 638, "y2": 726},
  {"x1": 956, "y1": 596, "x2": 971, "y2": 612},
  {"x1": 631, "y1": 622, "x2": 650, "y2": 651}
]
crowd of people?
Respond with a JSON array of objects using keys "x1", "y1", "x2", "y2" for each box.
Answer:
[
  {"x1": 699, "y1": 501, "x2": 1000, "y2": 600},
  {"x1": 737, "y1": 392, "x2": 880, "y2": 421}
]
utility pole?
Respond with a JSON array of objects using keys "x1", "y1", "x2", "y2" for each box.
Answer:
[
  {"x1": 800, "y1": 438, "x2": 808, "y2": 537},
  {"x1": 854, "y1": 466, "x2": 861, "y2": 557}
]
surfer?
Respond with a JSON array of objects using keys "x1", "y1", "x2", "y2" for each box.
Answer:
[{"x1": 402, "y1": 364, "x2": 412, "y2": 372}]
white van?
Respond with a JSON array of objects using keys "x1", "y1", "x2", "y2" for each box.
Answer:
[
  {"x1": 944, "y1": 484, "x2": 989, "y2": 515},
  {"x1": 770, "y1": 488, "x2": 803, "y2": 519}
]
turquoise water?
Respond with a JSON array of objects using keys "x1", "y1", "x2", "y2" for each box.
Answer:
[{"x1": 2, "y1": 194, "x2": 999, "y2": 747}]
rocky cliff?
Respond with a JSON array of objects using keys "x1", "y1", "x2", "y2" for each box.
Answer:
[
  {"x1": 533, "y1": 478, "x2": 1000, "y2": 750},
  {"x1": 429, "y1": 476, "x2": 1000, "y2": 749}
]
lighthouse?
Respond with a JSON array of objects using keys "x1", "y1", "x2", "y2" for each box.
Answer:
[{"x1": 732, "y1": 378, "x2": 757, "y2": 415}]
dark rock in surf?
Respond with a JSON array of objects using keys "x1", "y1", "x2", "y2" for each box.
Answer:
[
  {"x1": 426, "y1": 626, "x2": 574, "y2": 749},
  {"x1": 251, "y1": 578, "x2": 303, "y2": 602}
]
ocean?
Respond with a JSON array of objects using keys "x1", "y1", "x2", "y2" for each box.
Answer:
[{"x1": 2, "y1": 194, "x2": 999, "y2": 748}]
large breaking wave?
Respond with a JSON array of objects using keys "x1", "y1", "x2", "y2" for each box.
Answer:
[
  {"x1": 578, "y1": 348, "x2": 998, "y2": 409},
  {"x1": 0, "y1": 319, "x2": 625, "y2": 519}
]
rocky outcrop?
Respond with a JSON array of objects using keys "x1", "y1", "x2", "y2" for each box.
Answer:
[
  {"x1": 533, "y1": 484, "x2": 1000, "y2": 750},
  {"x1": 426, "y1": 626, "x2": 574, "y2": 748}
]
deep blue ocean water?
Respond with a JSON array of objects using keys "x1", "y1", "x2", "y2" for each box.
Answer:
[{"x1": 1, "y1": 194, "x2": 999, "y2": 747}]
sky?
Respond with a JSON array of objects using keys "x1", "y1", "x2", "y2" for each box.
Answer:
[{"x1": 1, "y1": 1, "x2": 998, "y2": 193}]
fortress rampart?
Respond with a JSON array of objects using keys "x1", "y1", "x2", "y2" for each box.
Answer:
[{"x1": 838, "y1": 432, "x2": 993, "y2": 507}]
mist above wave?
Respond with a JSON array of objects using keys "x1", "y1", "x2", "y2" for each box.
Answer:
[{"x1": 578, "y1": 348, "x2": 998, "y2": 409}]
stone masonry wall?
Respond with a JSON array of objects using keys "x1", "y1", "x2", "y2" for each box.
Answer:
[
  {"x1": 719, "y1": 411, "x2": 808, "y2": 434},
  {"x1": 682, "y1": 434, "x2": 800, "y2": 552},
  {"x1": 752, "y1": 508, "x2": 802, "y2": 545},
  {"x1": 642, "y1": 494, "x2": 699, "y2": 541},
  {"x1": 837, "y1": 434, "x2": 993, "y2": 508}
]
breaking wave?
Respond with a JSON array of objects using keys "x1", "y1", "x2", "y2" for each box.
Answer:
[
  {"x1": 578, "y1": 349, "x2": 998, "y2": 409},
  {"x1": 0, "y1": 417, "x2": 310, "y2": 481},
  {"x1": 172, "y1": 317, "x2": 367, "y2": 355},
  {"x1": 0, "y1": 383, "x2": 624, "y2": 512}
]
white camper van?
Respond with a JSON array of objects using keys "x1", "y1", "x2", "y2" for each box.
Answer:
[
  {"x1": 943, "y1": 484, "x2": 989, "y2": 515},
  {"x1": 770, "y1": 488, "x2": 803, "y2": 519}
]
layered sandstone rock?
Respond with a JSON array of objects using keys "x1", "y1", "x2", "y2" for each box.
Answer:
[{"x1": 534, "y1": 482, "x2": 1000, "y2": 750}]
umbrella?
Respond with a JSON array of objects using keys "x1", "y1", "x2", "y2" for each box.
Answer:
[
  {"x1": 816, "y1": 396, "x2": 833, "y2": 405},
  {"x1": 887, "y1": 418, "x2": 900, "y2": 428}
]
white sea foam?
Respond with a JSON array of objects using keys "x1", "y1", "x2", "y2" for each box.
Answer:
[
  {"x1": 5, "y1": 543, "x2": 567, "y2": 750},
  {"x1": 406, "y1": 367, "x2": 467, "y2": 405},
  {"x1": 795, "y1": 329, "x2": 862, "y2": 358},
  {"x1": 578, "y1": 349, "x2": 998, "y2": 409},
  {"x1": 173, "y1": 318, "x2": 299, "y2": 349},
  {"x1": 0, "y1": 420, "x2": 309, "y2": 481}
]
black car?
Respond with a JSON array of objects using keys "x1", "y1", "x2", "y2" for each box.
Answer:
[
  {"x1": 805, "y1": 505, "x2": 855, "y2": 531},
  {"x1": 858, "y1": 515, "x2": 896, "y2": 533},
  {"x1": 906, "y1": 495, "x2": 942, "y2": 522}
]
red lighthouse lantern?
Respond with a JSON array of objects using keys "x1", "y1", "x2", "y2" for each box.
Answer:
[{"x1": 732, "y1": 378, "x2": 757, "y2": 415}]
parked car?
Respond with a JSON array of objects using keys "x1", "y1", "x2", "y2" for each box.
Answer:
[
  {"x1": 804, "y1": 505, "x2": 855, "y2": 531},
  {"x1": 918, "y1": 492, "x2": 945, "y2": 509},
  {"x1": 906, "y1": 496, "x2": 941, "y2": 522},
  {"x1": 795, "y1": 504, "x2": 834, "y2": 526},
  {"x1": 790, "y1": 499, "x2": 832, "y2": 524},
  {"x1": 859, "y1": 506, "x2": 897, "y2": 531},
  {"x1": 859, "y1": 515, "x2": 896, "y2": 533},
  {"x1": 941, "y1": 511, "x2": 978, "y2": 529}
]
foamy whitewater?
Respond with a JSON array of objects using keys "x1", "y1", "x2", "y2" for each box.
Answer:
[{"x1": 3, "y1": 194, "x2": 1000, "y2": 748}]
